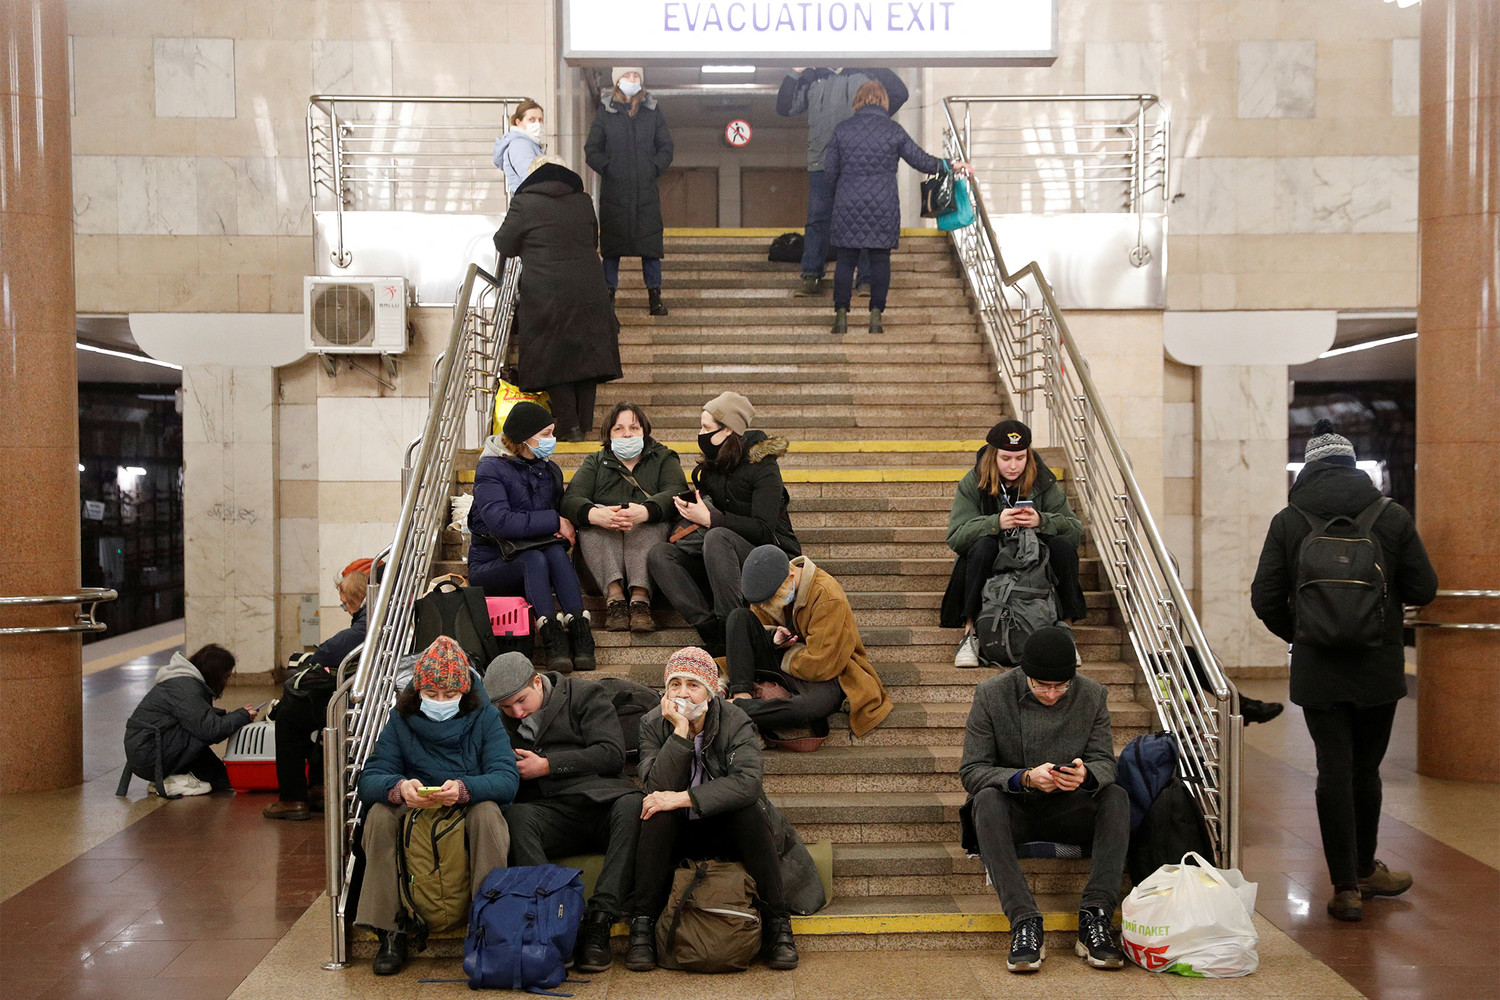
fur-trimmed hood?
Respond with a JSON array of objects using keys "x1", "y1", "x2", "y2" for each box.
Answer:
[{"x1": 744, "y1": 430, "x2": 790, "y2": 464}]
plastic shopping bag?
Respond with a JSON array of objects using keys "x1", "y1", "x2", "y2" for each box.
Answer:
[
  {"x1": 491, "y1": 379, "x2": 550, "y2": 437},
  {"x1": 1120, "y1": 851, "x2": 1259, "y2": 978}
]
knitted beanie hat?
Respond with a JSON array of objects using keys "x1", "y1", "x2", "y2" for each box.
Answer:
[
  {"x1": 703, "y1": 391, "x2": 755, "y2": 436},
  {"x1": 612, "y1": 66, "x2": 644, "y2": 86},
  {"x1": 482, "y1": 651, "x2": 538, "y2": 703},
  {"x1": 741, "y1": 545, "x2": 792, "y2": 604},
  {"x1": 341, "y1": 557, "x2": 373, "y2": 579},
  {"x1": 987, "y1": 419, "x2": 1032, "y2": 453},
  {"x1": 503, "y1": 400, "x2": 554, "y2": 443},
  {"x1": 664, "y1": 646, "x2": 724, "y2": 695},
  {"x1": 413, "y1": 636, "x2": 472, "y2": 694},
  {"x1": 1304, "y1": 418, "x2": 1356, "y2": 465},
  {"x1": 1019, "y1": 626, "x2": 1078, "y2": 684}
]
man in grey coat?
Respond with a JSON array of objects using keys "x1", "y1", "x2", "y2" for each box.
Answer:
[
  {"x1": 485, "y1": 653, "x2": 644, "y2": 973},
  {"x1": 959, "y1": 627, "x2": 1129, "y2": 974}
]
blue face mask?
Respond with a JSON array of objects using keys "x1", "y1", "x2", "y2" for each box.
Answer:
[
  {"x1": 619, "y1": 79, "x2": 642, "y2": 97},
  {"x1": 782, "y1": 587, "x2": 796, "y2": 606},
  {"x1": 611, "y1": 435, "x2": 644, "y2": 461},
  {"x1": 530, "y1": 436, "x2": 557, "y2": 460},
  {"x1": 420, "y1": 695, "x2": 461, "y2": 722}
]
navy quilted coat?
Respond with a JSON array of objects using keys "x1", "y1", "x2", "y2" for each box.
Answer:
[{"x1": 825, "y1": 105, "x2": 946, "y2": 250}]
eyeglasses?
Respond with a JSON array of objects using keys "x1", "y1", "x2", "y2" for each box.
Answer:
[{"x1": 1028, "y1": 678, "x2": 1071, "y2": 696}]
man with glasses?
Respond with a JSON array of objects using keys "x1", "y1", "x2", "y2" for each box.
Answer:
[{"x1": 958, "y1": 626, "x2": 1129, "y2": 974}]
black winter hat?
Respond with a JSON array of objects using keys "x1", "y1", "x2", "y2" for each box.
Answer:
[
  {"x1": 1019, "y1": 626, "x2": 1077, "y2": 683},
  {"x1": 987, "y1": 419, "x2": 1032, "y2": 453},
  {"x1": 503, "y1": 401, "x2": 554, "y2": 443}
]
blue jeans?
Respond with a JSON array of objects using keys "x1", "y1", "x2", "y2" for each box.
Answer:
[
  {"x1": 603, "y1": 256, "x2": 662, "y2": 289},
  {"x1": 802, "y1": 170, "x2": 867, "y2": 282},
  {"x1": 834, "y1": 247, "x2": 890, "y2": 310},
  {"x1": 468, "y1": 543, "x2": 583, "y2": 617}
]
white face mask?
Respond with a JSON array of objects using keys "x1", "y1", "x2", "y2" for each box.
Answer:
[
  {"x1": 672, "y1": 696, "x2": 708, "y2": 721},
  {"x1": 618, "y1": 79, "x2": 642, "y2": 97},
  {"x1": 523, "y1": 121, "x2": 543, "y2": 140}
]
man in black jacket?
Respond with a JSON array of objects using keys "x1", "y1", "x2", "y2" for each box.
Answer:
[
  {"x1": 484, "y1": 652, "x2": 643, "y2": 972},
  {"x1": 1251, "y1": 420, "x2": 1437, "y2": 922}
]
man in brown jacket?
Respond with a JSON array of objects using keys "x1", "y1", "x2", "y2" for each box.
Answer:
[{"x1": 725, "y1": 545, "x2": 893, "y2": 739}]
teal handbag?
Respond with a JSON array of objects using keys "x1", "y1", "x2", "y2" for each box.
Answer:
[{"x1": 938, "y1": 177, "x2": 975, "y2": 231}]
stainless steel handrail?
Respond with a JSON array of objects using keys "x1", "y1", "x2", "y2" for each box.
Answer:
[
  {"x1": 0, "y1": 588, "x2": 118, "y2": 636},
  {"x1": 940, "y1": 96, "x2": 1241, "y2": 868},
  {"x1": 323, "y1": 261, "x2": 515, "y2": 968},
  {"x1": 1407, "y1": 589, "x2": 1500, "y2": 631}
]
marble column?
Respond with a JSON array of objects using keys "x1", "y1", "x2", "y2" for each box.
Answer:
[
  {"x1": 1415, "y1": 0, "x2": 1499, "y2": 781},
  {"x1": 0, "y1": 1, "x2": 83, "y2": 792}
]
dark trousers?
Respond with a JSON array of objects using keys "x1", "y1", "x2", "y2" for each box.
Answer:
[
  {"x1": 833, "y1": 247, "x2": 891, "y2": 310},
  {"x1": 470, "y1": 543, "x2": 584, "y2": 617},
  {"x1": 181, "y1": 746, "x2": 232, "y2": 791},
  {"x1": 505, "y1": 793, "x2": 645, "y2": 918},
  {"x1": 801, "y1": 171, "x2": 867, "y2": 281},
  {"x1": 544, "y1": 381, "x2": 598, "y2": 436},
  {"x1": 959, "y1": 533, "x2": 1088, "y2": 624},
  {"x1": 273, "y1": 694, "x2": 327, "y2": 802},
  {"x1": 631, "y1": 803, "x2": 786, "y2": 919},
  {"x1": 603, "y1": 256, "x2": 662, "y2": 289},
  {"x1": 646, "y1": 527, "x2": 755, "y2": 627},
  {"x1": 724, "y1": 607, "x2": 845, "y2": 728},
  {"x1": 970, "y1": 783, "x2": 1130, "y2": 922},
  {"x1": 1301, "y1": 700, "x2": 1398, "y2": 887}
]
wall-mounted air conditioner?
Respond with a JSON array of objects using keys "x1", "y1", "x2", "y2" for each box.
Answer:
[{"x1": 303, "y1": 276, "x2": 410, "y2": 355}]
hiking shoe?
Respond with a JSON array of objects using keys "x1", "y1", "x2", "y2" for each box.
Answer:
[
  {"x1": 573, "y1": 911, "x2": 615, "y2": 973},
  {"x1": 1075, "y1": 906, "x2": 1125, "y2": 969},
  {"x1": 262, "y1": 800, "x2": 310, "y2": 821},
  {"x1": 647, "y1": 288, "x2": 669, "y2": 316},
  {"x1": 855, "y1": 280, "x2": 872, "y2": 297},
  {"x1": 868, "y1": 307, "x2": 884, "y2": 333},
  {"x1": 1006, "y1": 914, "x2": 1045, "y2": 972},
  {"x1": 1241, "y1": 698, "x2": 1285, "y2": 725},
  {"x1": 762, "y1": 914, "x2": 798, "y2": 970},
  {"x1": 1359, "y1": 860, "x2": 1413, "y2": 898},
  {"x1": 629, "y1": 600, "x2": 656, "y2": 633},
  {"x1": 831, "y1": 308, "x2": 848, "y2": 334},
  {"x1": 793, "y1": 276, "x2": 824, "y2": 296},
  {"x1": 1327, "y1": 889, "x2": 1363, "y2": 921},
  {"x1": 625, "y1": 915, "x2": 656, "y2": 971},
  {"x1": 604, "y1": 600, "x2": 630, "y2": 632},
  {"x1": 954, "y1": 632, "x2": 981, "y2": 668},
  {"x1": 538, "y1": 616, "x2": 573, "y2": 673},
  {"x1": 372, "y1": 929, "x2": 408, "y2": 975},
  {"x1": 567, "y1": 611, "x2": 596, "y2": 671}
]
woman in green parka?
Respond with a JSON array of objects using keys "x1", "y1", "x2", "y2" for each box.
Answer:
[
  {"x1": 939, "y1": 419, "x2": 1086, "y2": 667},
  {"x1": 560, "y1": 401, "x2": 688, "y2": 634}
]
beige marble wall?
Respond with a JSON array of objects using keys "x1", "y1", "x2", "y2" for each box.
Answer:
[
  {"x1": 1162, "y1": 358, "x2": 1197, "y2": 603},
  {"x1": 276, "y1": 357, "x2": 320, "y2": 661}
]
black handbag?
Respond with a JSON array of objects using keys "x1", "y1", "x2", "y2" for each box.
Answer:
[
  {"x1": 920, "y1": 169, "x2": 957, "y2": 218},
  {"x1": 495, "y1": 535, "x2": 569, "y2": 560}
]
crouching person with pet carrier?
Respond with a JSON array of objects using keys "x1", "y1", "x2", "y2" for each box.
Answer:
[
  {"x1": 625, "y1": 647, "x2": 824, "y2": 974},
  {"x1": 958, "y1": 627, "x2": 1130, "y2": 974},
  {"x1": 354, "y1": 636, "x2": 520, "y2": 976}
]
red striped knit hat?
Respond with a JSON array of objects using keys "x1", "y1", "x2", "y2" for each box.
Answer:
[
  {"x1": 413, "y1": 636, "x2": 472, "y2": 694},
  {"x1": 664, "y1": 646, "x2": 723, "y2": 696}
]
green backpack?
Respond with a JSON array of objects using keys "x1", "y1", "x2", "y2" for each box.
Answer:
[{"x1": 396, "y1": 804, "x2": 470, "y2": 948}]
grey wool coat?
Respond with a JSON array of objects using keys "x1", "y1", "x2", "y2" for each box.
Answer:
[{"x1": 501, "y1": 673, "x2": 641, "y2": 806}]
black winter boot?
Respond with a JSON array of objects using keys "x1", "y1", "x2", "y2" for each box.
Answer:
[
  {"x1": 537, "y1": 616, "x2": 573, "y2": 673},
  {"x1": 762, "y1": 914, "x2": 799, "y2": 970},
  {"x1": 868, "y1": 307, "x2": 884, "y2": 333},
  {"x1": 831, "y1": 308, "x2": 848, "y2": 334},
  {"x1": 648, "y1": 288, "x2": 669, "y2": 316},
  {"x1": 573, "y1": 910, "x2": 616, "y2": 973},
  {"x1": 566, "y1": 611, "x2": 596, "y2": 671},
  {"x1": 372, "y1": 929, "x2": 408, "y2": 975},
  {"x1": 625, "y1": 915, "x2": 656, "y2": 971}
]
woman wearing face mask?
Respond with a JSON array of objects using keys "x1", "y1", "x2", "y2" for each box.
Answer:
[
  {"x1": 940, "y1": 419, "x2": 1087, "y2": 668},
  {"x1": 559, "y1": 402, "x2": 688, "y2": 634},
  {"x1": 468, "y1": 400, "x2": 596, "y2": 672},
  {"x1": 355, "y1": 636, "x2": 519, "y2": 976},
  {"x1": 625, "y1": 647, "x2": 820, "y2": 973},
  {"x1": 493, "y1": 99, "x2": 546, "y2": 195},
  {"x1": 645, "y1": 391, "x2": 800, "y2": 657},
  {"x1": 584, "y1": 67, "x2": 675, "y2": 316}
]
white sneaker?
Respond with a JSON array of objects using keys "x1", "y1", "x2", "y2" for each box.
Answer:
[
  {"x1": 954, "y1": 632, "x2": 981, "y2": 668},
  {"x1": 155, "y1": 773, "x2": 213, "y2": 797}
]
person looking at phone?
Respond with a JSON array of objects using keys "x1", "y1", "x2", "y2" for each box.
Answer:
[
  {"x1": 958, "y1": 627, "x2": 1129, "y2": 973},
  {"x1": 941, "y1": 419, "x2": 1087, "y2": 667},
  {"x1": 646, "y1": 392, "x2": 800, "y2": 656},
  {"x1": 355, "y1": 636, "x2": 519, "y2": 976},
  {"x1": 724, "y1": 544, "x2": 891, "y2": 742},
  {"x1": 559, "y1": 402, "x2": 688, "y2": 634}
]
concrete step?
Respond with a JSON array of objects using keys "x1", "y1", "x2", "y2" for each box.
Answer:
[
  {"x1": 619, "y1": 328, "x2": 983, "y2": 346},
  {"x1": 638, "y1": 344, "x2": 986, "y2": 364},
  {"x1": 830, "y1": 843, "x2": 1093, "y2": 899},
  {"x1": 661, "y1": 235, "x2": 952, "y2": 253},
  {"x1": 622, "y1": 256, "x2": 959, "y2": 273},
  {"x1": 614, "y1": 274, "x2": 967, "y2": 291},
  {"x1": 615, "y1": 306, "x2": 977, "y2": 325},
  {"x1": 615, "y1": 287, "x2": 965, "y2": 305}
]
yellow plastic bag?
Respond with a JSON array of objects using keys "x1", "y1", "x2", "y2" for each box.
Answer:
[{"x1": 491, "y1": 380, "x2": 551, "y2": 437}]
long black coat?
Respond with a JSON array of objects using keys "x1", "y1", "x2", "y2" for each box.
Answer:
[
  {"x1": 494, "y1": 163, "x2": 621, "y2": 391},
  {"x1": 825, "y1": 105, "x2": 945, "y2": 249},
  {"x1": 584, "y1": 93, "x2": 674, "y2": 259}
]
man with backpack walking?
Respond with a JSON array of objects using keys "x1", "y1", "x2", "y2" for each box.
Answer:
[
  {"x1": 958, "y1": 626, "x2": 1130, "y2": 974},
  {"x1": 483, "y1": 652, "x2": 645, "y2": 972},
  {"x1": 1251, "y1": 419, "x2": 1437, "y2": 922}
]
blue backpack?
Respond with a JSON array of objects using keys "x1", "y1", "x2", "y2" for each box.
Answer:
[
  {"x1": 1115, "y1": 730, "x2": 1181, "y2": 832},
  {"x1": 463, "y1": 865, "x2": 586, "y2": 995}
]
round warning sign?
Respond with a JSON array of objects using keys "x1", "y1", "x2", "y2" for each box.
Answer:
[{"x1": 724, "y1": 119, "x2": 752, "y2": 147}]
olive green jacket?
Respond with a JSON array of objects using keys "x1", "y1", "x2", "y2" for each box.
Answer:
[
  {"x1": 559, "y1": 439, "x2": 689, "y2": 526},
  {"x1": 945, "y1": 452, "x2": 1084, "y2": 556}
]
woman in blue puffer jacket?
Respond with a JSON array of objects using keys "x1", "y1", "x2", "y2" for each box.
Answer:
[{"x1": 467, "y1": 400, "x2": 594, "y2": 672}]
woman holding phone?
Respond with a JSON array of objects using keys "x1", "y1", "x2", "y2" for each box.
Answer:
[{"x1": 939, "y1": 419, "x2": 1086, "y2": 667}]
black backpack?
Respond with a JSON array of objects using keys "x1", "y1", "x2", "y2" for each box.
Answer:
[
  {"x1": 1291, "y1": 498, "x2": 1391, "y2": 647},
  {"x1": 974, "y1": 529, "x2": 1064, "y2": 666},
  {"x1": 593, "y1": 676, "x2": 660, "y2": 764},
  {"x1": 413, "y1": 580, "x2": 501, "y2": 673},
  {"x1": 1126, "y1": 774, "x2": 1216, "y2": 884},
  {"x1": 767, "y1": 232, "x2": 804, "y2": 263}
]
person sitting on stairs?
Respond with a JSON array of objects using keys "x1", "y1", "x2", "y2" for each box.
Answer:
[
  {"x1": 726, "y1": 544, "x2": 892, "y2": 743},
  {"x1": 959, "y1": 626, "x2": 1129, "y2": 974},
  {"x1": 484, "y1": 651, "x2": 644, "y2": 973},
  {"x1": 941, "y1": 419, "x2": 1086, "y2": 667},
  {"x1": 468, "y1": 400, "x2": 597, "y2": 672},
  {"x1": 646, "y1": 392, "x2": 800, "y2": 657}
]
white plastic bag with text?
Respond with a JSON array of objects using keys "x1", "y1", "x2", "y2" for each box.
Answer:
[{"x1": 1121, "y1": 851, "x2": 1259, "y2": 977}]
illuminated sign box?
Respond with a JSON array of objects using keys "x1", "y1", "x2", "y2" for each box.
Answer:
[{"x1": 564, "y1": 0, "x2": 1058, "y2": 66}]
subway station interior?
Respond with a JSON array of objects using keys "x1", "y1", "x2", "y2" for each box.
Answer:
[{"x1": 1, "y1": 0, "x2": 1496, "y2": 998}]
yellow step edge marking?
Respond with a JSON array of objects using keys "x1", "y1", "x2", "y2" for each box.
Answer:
[
  {"x1": 459, "y1": 466, "x2": 1065, "y2": 484},
  {"x1": 789, "y1": 912, "x2": 1078, "y2": 935},
  {"x1": 665, "y1": 227, "x2": 946, "y2": 239},
  {"x1": 554, "y1": 440, "x2": 986, "y2": 454}
]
